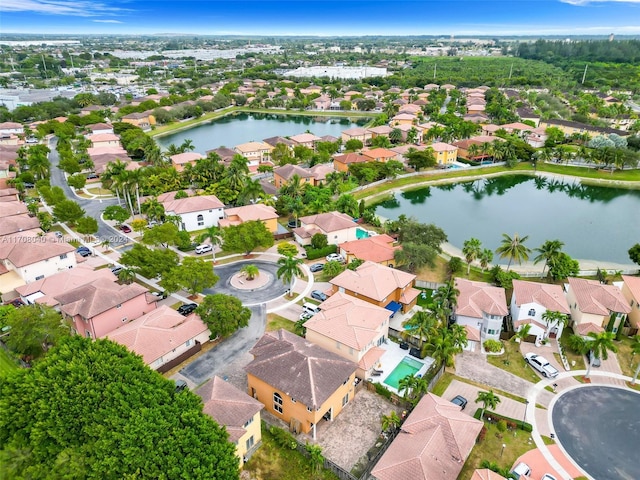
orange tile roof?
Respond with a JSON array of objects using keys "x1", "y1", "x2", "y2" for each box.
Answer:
[
  {"x1": 512, "y1": 280, "x2": 570, "y2": 314},
  {"x1": 331, "y1": 261, "x2": 416, "y2": 303},
  {"x1": 568, "y1": 277, "x2": 631, "y2": 316},
  {"x1": 622, "y1": 275, "x2": 640, "y2": 302},
  {"x1": 338, "y1": 235, "x2": 400, "y2": 264},
  {"x1": 455, "y1": 278, "x2": 508, "y2": 319}
]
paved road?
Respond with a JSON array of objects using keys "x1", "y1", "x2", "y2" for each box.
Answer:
[{"x1": 48, "y1": 137, "x2": 128, "y2": 247}]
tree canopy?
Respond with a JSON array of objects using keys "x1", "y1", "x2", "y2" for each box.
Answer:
[
  {"x1": 120, "y1": 243, "x2": 179, "y2": 279},
  {"x1": 160, "y1": 257, "x2": 219, "y2": 296},
  {"x1": 222, "y1": 221, "x2": 274, "y2": 255},
  {"x1": 196, "y1": 294, "x2": 251, "y2": 338},
  {"x1": 0, "y1": 336, "x2": 239, "y2": 480}
]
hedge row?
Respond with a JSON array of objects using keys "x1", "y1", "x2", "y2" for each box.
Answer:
[
  {"x1": 305, "y1": 244, "x2": 337, "y2": 260},
  {"x1": 473, "y1": 408, "x2": 533, "y2": 432}
]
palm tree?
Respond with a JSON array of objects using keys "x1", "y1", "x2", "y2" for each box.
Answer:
[
  {"x1": 423, "y1": 327, "x2": 463, "y2": 368},
  {"x1": 570, "y1": 331, "x2": 618, "y2": 379},
  {"x1": 180, "y1": 139, "x2": 195, "y2": 152},
  {"x1": 197, "y1": 226, "x2": 222, "y2": 263},
  {"x1": 630, "y1": 336, "x2": 640, "y2": 385},
  {"x1": 513, "y1": 323, "x2": 532, "y2": 343},
  {"x1": 495, "y1": 232, "x2": 531, "y2": 272},
  {"x1": 381, "y1": 411, "x2": 402, "y2": 434},
  {"x1": 141, "y1": 198, "x2": 165, "y2": 223},
  {"x1": 240, "y1": 264, "x2": 259, "y2": 281},
  {"x1": 467, "y1": 143, "x2": 481, "y2": 161},
  {"x1": 476, "y1": 390, "x2": 501, "y2": 420},
  {"x1": 534, "y1": 239, "x2": 564, "y2": 279},
  {"x1": 276, "y1": 256, "x2": 303, "y2": 295},
  {"x1": 479, "y1": 248, "x2": 493, "y2": 272},
  {"x1": 432, "y1": 281, "x2": 459, "y2": 319},
  {"x1": 402, "y1": 310, "x2": 437, "y2": 346},
  {"x1": 117, "y1": 268, "x2": 136, "y2": 285},
  {"x1": 239, "y1": 178, "x2": 264, "y2": 205},
  {"x1": 294, "y1": 317, "x2": 308, "y2": 336},
  {"x1": 541, "y1": 311, "x2": 568, "y2": 339},
  {"x1": 462, "y1": 237, "x2": 482, "y2": 276}
]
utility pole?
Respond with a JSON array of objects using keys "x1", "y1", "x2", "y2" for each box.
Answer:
[{"x1": 581, "y1": 63, "x2": 589, "y2": 85}]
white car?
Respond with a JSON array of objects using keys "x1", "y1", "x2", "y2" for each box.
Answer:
[
  {"x1": 541, "y1": 474, "x2": 558, "y2": 480},
  {"x1": 195, "y1": 244, "x2": 213, "y2": 254},
  {"x1": 511, "y1": 462, "x2": 531, "y2": 478},
  {"x1": 325, "y1": 253, "x2": 344, "y2": 263},
  {"x1": 524, "y1": 352, "x2": 559, "y2": 378}
]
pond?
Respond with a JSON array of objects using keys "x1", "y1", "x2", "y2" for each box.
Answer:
[
  {"x1": 373, "y1": 174, "x2": 640, "y2": 264},
  {"x1": 155, "y1": 112, "x2": 371, "y2": 154}
]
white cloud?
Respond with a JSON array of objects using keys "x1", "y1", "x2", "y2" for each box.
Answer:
[
  {"x1": 0, "y1": 0, "x2": 128, "y2": 16},
  {"x1": 93, "y1": 19, "x2": 123, "y2": 23},
  {"x1": 560, "y1": 0, "x2": 640, "y2": 5}
]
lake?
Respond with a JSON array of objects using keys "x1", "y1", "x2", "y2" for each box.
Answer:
[
  {"x1": 155, "y1": 112, "x2": 371, "y2": 154},
  {"x1": 373, "y1": 175, "x2": 640, "y2": 264}
]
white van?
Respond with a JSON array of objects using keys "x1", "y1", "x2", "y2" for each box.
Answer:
[
  {"x1": 302, "y1": 303, "x2": 321, "y2": 316},
  {"x1": 195, "y1": 244, "x2": 213, "y2": 254}
]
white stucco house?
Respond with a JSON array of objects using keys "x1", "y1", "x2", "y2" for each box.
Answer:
[
  {"x1": 158, "y1": 191, "x2": 225, "y2": 232},
  {"x1": 292, "y1": 211, "x2": 358, "y2": 246},
  {"x1": 454, "y1": 278, "x2": 508, "y2": 342},
  {"x1": 510, "y1": 279, "x2": 571, "y2": 341}
]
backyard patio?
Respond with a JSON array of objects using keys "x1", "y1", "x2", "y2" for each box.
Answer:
[{"x1": 371, "y1": 340, "x2": 435, "y2": 394}]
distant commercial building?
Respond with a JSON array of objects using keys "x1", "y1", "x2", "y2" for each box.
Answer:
[
  {"x1": 0, "y1": 88, "x2": 77, "y2": 111},
  {"x1": 284, "y1": 66, "x2": 388, "y2": 80}
]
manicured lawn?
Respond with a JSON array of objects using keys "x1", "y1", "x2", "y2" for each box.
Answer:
[
  {"x1": 559, "y1": 327, "x2": 586, "y2": 370},
  {"x1": 431, "y1": 371, "x2": 455, "y2": 396},
  {"x1": 486, "y1": 340, "x2": 541, "y2": 383},
  {"x1": 244, "y1": 425, "x2": 339, "y2": 480},
  {"x1": 416, "y1": 288, "x2": 433, "y2": 308},
  {"x1": 458, "y1": 420, "x2": 535, "y2": 480},
  {"x1": 266, "y1": 314, "x2": 296, "y2": 333},
  {"x1": 0, "y1": 348, "x2": 19, "y2": 376},
  {"x1": 432, "y1": 372, "x2": 534, "y2": 406},
  {"x1": 615, "y1": 335, "x2": 640, "y2": 379}
]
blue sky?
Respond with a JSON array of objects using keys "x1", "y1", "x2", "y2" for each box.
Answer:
[{"x1": 1, "y1": 0, "x2": 640, "y2": 36}]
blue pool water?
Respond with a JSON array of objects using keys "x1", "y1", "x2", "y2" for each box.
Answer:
[
  {"x1": 383, "y1": 356, "x2": 424, "y2": 389},
  {"x1": 356, "y1": 228, "x2": 370, "y2": 239}
]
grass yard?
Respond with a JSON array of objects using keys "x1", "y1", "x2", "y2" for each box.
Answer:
[
  {"x1": 486, "y1": 340, "x2": 541, "y2": 383},
  {"x1": 431, "y1": 371, "x2": 455, "y2": 396},
  {"x1": 431, "y1": 371, "x2": 534, "y2": 406},
  {"x1": 244, "y1": 425, "x2": 339, "y2": 480},
  {"x1": 0, "y1": 348, "x2": 19, "y2": 376},
  {"x1": 614, "y1": 335, "x2": 640, "y2": 379},
  {"x1": 458, "y1": 420, "x2": 535, "y2": 480},
  {"x1": 559, "y1": 328, "x2": 586, "y2": 370},
  {"x1": 266, "y1": 314, "x2": 296, "y2": 333}
]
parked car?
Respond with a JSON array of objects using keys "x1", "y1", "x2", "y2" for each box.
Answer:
[
  {"x1": 310, "y1": 290, "x2": 327, "y2": 302},
  {"x1": 110, "y1": 266, "x2": 123, "y2": 275},
  {"x1": 541, "y1": 474, "x2": 558, "y2": 480},
  {"x1": 152, "y1": 291, "x2": 168, "y2": 299},
  {"x1": 174, "y1": 379, "x2": 187, "y2": 393},
  {"x1": 450, "y1": 395, "x2": 468, "y2": 410},
  {"x1": 524, "y1": 352, "x2": 559, "y2": 378},
  {"x1": 177, "y1": 303, "x2": 198, "y2": 316},
  {"x1": 326, "y1": 253, "x2": 345, "y2": 263},
  {"x1": 195, "y1": 244, "x2": 213, "y2": 254},
  {"x1": 299, "y1": 311, "x2": 313, "y2": 321},
  {"x1": 587, "y1": 350, "x2": 602, "y2": 367},
  {"x1": 302, "y1": 303, "x2": 321, "y2": 316},
  {"x1": 309, "y1": 263, "x2": 324, "y2": 273},
  {"x1": 119, "y1": 224, "x2": 132, "y2": 233},
  {"x1": 76, "y1": 246, "x2": 91, "y2": 257},
  {"x1": 511, "y1": 462, "x2": 531, "y2": 478},
  {"x1": 86, "y1": 173, "x2": 99, "y2": 180}
]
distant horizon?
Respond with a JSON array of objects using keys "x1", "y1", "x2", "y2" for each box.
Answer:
[{"x1": 1, "y1": 0, "x2": 640, "y2": 36}]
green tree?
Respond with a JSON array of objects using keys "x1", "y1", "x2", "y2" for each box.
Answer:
[
  {"x1": 142, "y1": 222, "x2": 180, "y2": 248},
  {"x1": 277, "y1": 242, "x2": 299, "y2": 258},
  {"x1": 344, "y1": 139, "x2": 363, "y2": 151},
  {"x1": 476, "y1": 390, "x2": 501, "y2": 420},
  {"x1": 276, "y1": 255, "x2": 304, "y2": 293},
  {"x1": 495, "y1": 232, "x2": 531, "y2": 271},
  {"x1": 240, "y1": 264, "x2": 260, "y2": 280},
  {"x1": 197, "y1": 225, "x2": 223, "y2": 263},
  {"x1": 67, "y1": 173, "x2": 87, "y2": 191},
  {"x1": 322, "y1": 260, "x2": 345, "y2": 278},
  {"x1": 534, "y1": 239, "x2": 564, "y2": 278},
  {"x1": 405, "y1": 148, "x2": 436, "y2": 171},
  {"x1": 462, "y1": 237, "x2": 482, "y2": 276},
  {"x1": 628, "y1": 243, "x2": 640, "y2": 266},
  {"x1": 120, "y1": 243, "x2": 179, "y2": 279},
  {"x1": 547, "y1": 252, "x2": 580, "y2": 281},
  {"x1": 53, "y1": 199, "x2": 85, "y2": 225},
  {"x1": 310, "y1": 233, "x2": 328, "y2": 250},
  {"x1": 541, "y1": 311, "x2": 568, "y2": 340},
  {"x1": 479, "y1": 248, "x2": 494, "y2": 272},
  {"x1": 196, "y1": 294, "x2": 251, "y2": 338},
  {"x1": 630, "y1": 336, "x2": 640, "y2": 385},
  {"x1": 222, "y1": 221, "x2": 274, "y2": 256},
  {"x1": 3, "y1": 304, "x2": 69, "y2": 360},
  {"x1": 161, "y1": 257, "x2": 219, "y2": 296},
  {"x1": 394, "y1": 243, "x2": 438, "y2": 273},
  {"x1": 423, "y1": 326, "x2": 465, "y2": 367},
  {"x1": 305, "y1": 443, "x2": 324, "y2": 478},
  {"x1": 0, "y1": 336, "x2": 239, "y2": 480},
  {"x1": 103, "y1": 205, "x2": 130, "y2": 225},
  {"x1": 117, "y1": 267, "x2": 136, "y2": 285},
  {"x1": 76, "y1": 216, "x2": 99, "y2": 235},
  {"x1": 389, "y1": 128, "x2": 403, "y2": 144},
  {"x1": 380, "y1": 411, "x2": 402, "y2": 434},
  {"x1": 570, "y1": 331, "x2": 618, "y2": 379},
  {"x1": 131, "y1": 218, "x2": 148, "y2": 234}
]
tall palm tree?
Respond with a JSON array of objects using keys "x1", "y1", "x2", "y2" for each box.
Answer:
[
  {"x1": 479, "y1": 248, "x2": 494, "y2": 272},
  {"x1": 476, "y1": 390, "x2": 501, "y2": 420},
  {"x1": 495, "y1": 232, "x2": 531, "y2": 272},
  {"x1": 541, "y1": 310, "x2": 568, "y2": 339},
  {"x1": 432, "y1": 281, "x2": 460, "y2": 319},
  {"x1": 423, "y1": 327, "x2": 463, "y2": 367},
  {"x1": 534, "y1": 239, "x2": 564, "y2": 278},
  {"x1": 276, "y1": 256, "x2": 303, "y2": 295},
  {"x1": 141, "y1": 198, "x2": 165, "y2": 223},
  {"x1": 238, "y1": 178, "x2": 264, "y2": 206},
  {"x1": 197, "y1": 225, "x2": 222, "y2": 263},
  {"x1": 570, "y1": 331, "x2": 618, "y2": 379},
  {"x1": 402, "y1": 310, "x2": 437, "y2": 346},
  {"x1": 462, "y1": 237, "x2": 482, "y2": 276}
]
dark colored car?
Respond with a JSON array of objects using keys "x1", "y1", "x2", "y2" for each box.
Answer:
[
  {"x1": 119, "y1": 224, "x2": 132, "y2": 233},
  {"x1": 174, "y1": 379, "x2": 187, "y2": 392},
  {"x1": 287, "y1": 219, "x2": 300, "y2": 228},
  {"x1": 177, "y1": 303, "x2": 198, "y2": 316},
  {"x1": 309, "y1": 263, "x2": 324, "y2": 273},
  {"x1": 86, "y1": 173, "x2": 99, "y2": 180},
  {"x1": 152, "y1": 291, "x2": 168, "y2": 299},
  {"x1": 451, "y1": 395, "x2": 468, "y2": 410},
  {"x1": 310, "y1": 290, "x2": 327, "y2": 302},
  {"x1": 76, "y1": 246, "x2": 91, "y2": 257}
]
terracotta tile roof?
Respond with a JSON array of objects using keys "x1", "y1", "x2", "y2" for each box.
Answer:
[
  {"x1": 0, "y1": 188, "x2": 19, "y2": 198},
  {"x1": 512, "y1": 280, "x2": 570, "y2": 314},
  {"x1": 358, "y1": 346, "x2": 385, "y2": 371},
  {"x1": 245, "y1": 329, "x2": 357, "y2": 410},
  {"x1": 86, "y1": 123, "x2": 113, "y2": 132},
  {"x1": 16, "y1": 265, "x2": 116, "y2": 306},
  {"x1": 568, "y1": 277, "x2": 631, "y2": 315},
  {"x1": 455, "y1": 278, "x2": 508, "y2": 319},
  {"x1": 274, "y1": 164, "x2": 314, "y2": 180},
  {"x1": 501, "y1": 122, "x2": 534, "y2": 131},
  {"x1": 342, "y1": 127, "x2": 368, "y2": 136},
  {"x1": 263, "y1": 136, "x2": 295, "y2": 147},
  {"x1": 575, "y1": 322, "x2": 604, "y2": 336},
  {"x1": 304, "y1": 292, "x2": 390, "y2": 350},
  {"x1": 470, "y1": 469, "x2": 508, "y2": 480},
  {"x1": 0, "y1": 231, "x2": 75, "y2": 267},
  {"x1": 56, "y1": 278, "x2": 149, "y2": 320},
  {"x1": 0, "y1": 122, "x2": 23, "y2": 129},
  {"x1": 290, "y1": 133, "x2": 322, "y2": 144},
  {"x1": 298, "y1": 211, "x2": 355, "y2": 234},
  {"x1": 333, "y1": 152, "x2": 367, "y2": 165},
  {"x1": 206, "y1": 147, "x2": 236, "y2": 162},
  {"x1": 468, "y1": 135, "x2": 504, "y2": 144},
  {"x1": 464, "y1": 325, "x2": 481, "y2": 342},
  {"x1": 88, "y1": 133, "x2": 120, "y2": 144},
  {"x1": 234, "y1": 141, "x2": 273, "y2": 154},
  {"x1": 0, "y1": 200, "x2": 28, "y2": 218},
  {"x1": 223, "y1": 204, "x2": 278, "y2": 222},
  {"x1": 513, "y1": 318, "x2": 547, "y2": 332},
  {"x1": 197, "y1": 376, "x2": 263, "y2": 442},
  {"x1": 392, "y1": 113, "x2": 416, "y2": 121},
  {"x1": 361, "y1": 148, "x2": 397, "y2": 161},
  {"x1": 309, "y1": 163, "x2": 335, "y2": 182},
  {"x1": 105, "y1": 305, "x2": 208, "y2": 363},
  {"x1": 622, "y1": 275, "x2": 640, "y2": 302},
  {"x1": 430, "y1": 142, "x2": 457, "y2": 152},
  {"x1": 160, "y1": 193, "x2": 224, "y2": 214},
  {"x1": 0, "y1": 214, "x2": 40, "y2": 236},
  {"x1": 331, "y1": 261, "x2": 416, "y2": 302},
  {"x1": 371, "y1": 393, "x2": 483, "y2": 480},
  {"x1": 339, "y1": 235, "x2": 400, "y2": 264},
  {"x1": 367, "y1": 126, "x2": 393, "y2": 134},
  {"x1": 170, "y1": 152, "x2": 204, "y2": 165}
]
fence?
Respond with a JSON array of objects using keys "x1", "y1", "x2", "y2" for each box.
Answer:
[
  {"x1": 415, "y1": 280, "x2": 444, "y2": 290},
  {"x1": 273, "y1": 231, "x2": 293, "y2": 241},
  {"x1": 157, "y1": 341, "x2": 202, "y2": 373}
]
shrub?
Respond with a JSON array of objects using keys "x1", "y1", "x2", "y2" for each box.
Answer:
[
  {"x1": 477, "y1": 426, "x2": 488, "y2": 442},
  {"x1": 306, "y1": 244, "x2": 337, "y2": 260},
  {"x1": 474, "y1": 408, "x2": 533, "y2": 432},
  {"x1": 310, "y1": 233, "x2": 328, "y2": 250},
  {"x1": 269, "y1": 426, "x2": 297, "y2": 450},
  {"x1": 483, "y1": 339, "x2": 503, "y2": 353},
  {"x1": 374, "y1": 382, "x2": 392, "y2": 400},
  {"x1": 496, "y1": 420, "x2": 507, "y2": 432}
]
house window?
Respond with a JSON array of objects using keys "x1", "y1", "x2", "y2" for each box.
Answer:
[
  {"x1": 185, "y1": 339, "x2": 192, "y2": 347},
  {"x1": 528, "y1": 308, "x2": 536, "y2": 316},
  {"x1": 342, "y1": 393, "x2": 349, "y2": 407},
  {"x1": 35, "y1": 275, "x2": 44, "y2": 281},
  {"x1": 60, "y1": 253, "x2": 68, "y2": 260},
  {"x1": 197, "y1": 214, "x2": 204, "y2": 226},
  {"x1": 273, "y1": 392, "x2": 283, "y2": 413},
  {"x1": 244, "y1": 417, "x2": 254, "y2": 428},
  {"x1": 246, "y1": 435, "x2": 255, "y2": 451}
]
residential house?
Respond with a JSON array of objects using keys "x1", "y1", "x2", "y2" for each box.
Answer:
[
  {"x1": 367, "y1": 125, "x2": 393, "y2": 139},
  {"x1": 105, "y1": 305, "x2": 209, "y2": 371},
  {"x1": 621, "y1": 275, "x2": 640, "y2": 330},
  {"x1": 0, "y1": 232, "x2": 77, "y2": 284},
  {"x1": 290, "y1": 133, "x2": 322, "y2": 150},
  {"x1": 170, "y1": 152, "x2": 204, "y2": 172},
  {"x1": 470, "y1": 469, "x2": 508, "y2": 480},
  {"x1": 90, "y1": 152, "x2": 135, "y2": 175},
  {"x1": 361, "y1": 148, "x2": 398, "y2": 164},
  {"x1": 464, "y1": 112, "x2": 490, "y2": 124},
  {"x1": 57, "y1": 278, "x2": 157, "y2": 339},
  {"x1": 525, "y1": 127, "x2": 548, "y2": 148},
  {"x1": 308, "y1": 163, "x2": 335, "y2": 186},
  {"x1": 0, "y1": 122, "x2": 24, "y2": 136},
  {"x1": 341, "y1": 127, "x2": 371, "y2": 145},
  {"x1": 197, "y1": 376, "x2": 264, "y2": 467},
  {"x1": 86, "y1": 123, "x2": 114, "y2": 135},
  {"x1": 510, "y1": 280, "x2": 571, "y2": 341},
  {"x1": 389, "y1": 144, "x2": 424, "y2": 165},
  {"x1": 539, "y1": 119, "x2": 630, "y2": 138},
  {"x1": 430, "y1": 142, "x2": 458, "y2": 166},
  {"x1": 16, "y1": 264, "x2": 116, "y2": 306},
  {"x1": 338, "y1": 235, "x2": 401, "y2": 267},
  {"x1": 206, "y1": 147, "x2": 237, "y2": 163},
  {"x1": 454, "y1": 278, "x2": 508, "y2": 341},
  {"x1": 263, "y1": 136, "x2": 295, "y2": 150},
  {"x1": 371, "y1": 393, "x2": 483, "y2": 480},
  {"x1": 219, "y1": 204, "x2": 279, "y2": 233},
  {"x1": 453, "y1": 139, "x2": 485, "y2": 160},
  {"x1": 273, "y1": 164, "x2": 314, "y2": 189},
  {"x1": 304, "y1": 292, "x2": 390, "y2": 379},
  {"x1": 293, "y1": 211, "x2": 358, "y2": 246},
  {"x1": 517, "y1": 107, "x2": 541, "y2": 127},
  {"x1": 565, "y1": 277, "x2": 631, "y2": 335},
  {"x1": 234, "y1": 141, "x2": 274, "y2": 164},
  {"x1": 333, "y1": 152, "x2": 367, "y2": 173},
  {"x1": 391, "y1": 113, "x2": 416, "y2": 126},
  {"x1": 330, "y1": 261, "x2": 420, "y2": 315},
  {"x1": 245, "y1": 329, "x2": 357, "y2": 439},
  {"x1": 158, "y1": 191, "x2": 225, "y2": 231},
  {"x1": 0, "y1": 135, "x2": 21, "y2": 146},
  {"x1": 0, "y1": 213, "x2": 40, "y2": 236},
  {"x1": 121, "y1": 111, "x2": 156, "y2": 130},
  {"x1": 87, "y1": 133, "x2": 121, "y2": 148},
  {"x1": 0, "y1": 200, "x2": 28, "y2": 218},
  {"x1": 312, "y1": 95, "x2": 331, "y2": 111}
]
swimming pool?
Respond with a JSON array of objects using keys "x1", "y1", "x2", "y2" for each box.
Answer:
[
  {"x1": 356, "y1": 228, "x2": 370, "y2": 239},
  {"x1": 383, "y1": 356, "x2": 424, "y2": 390}
]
